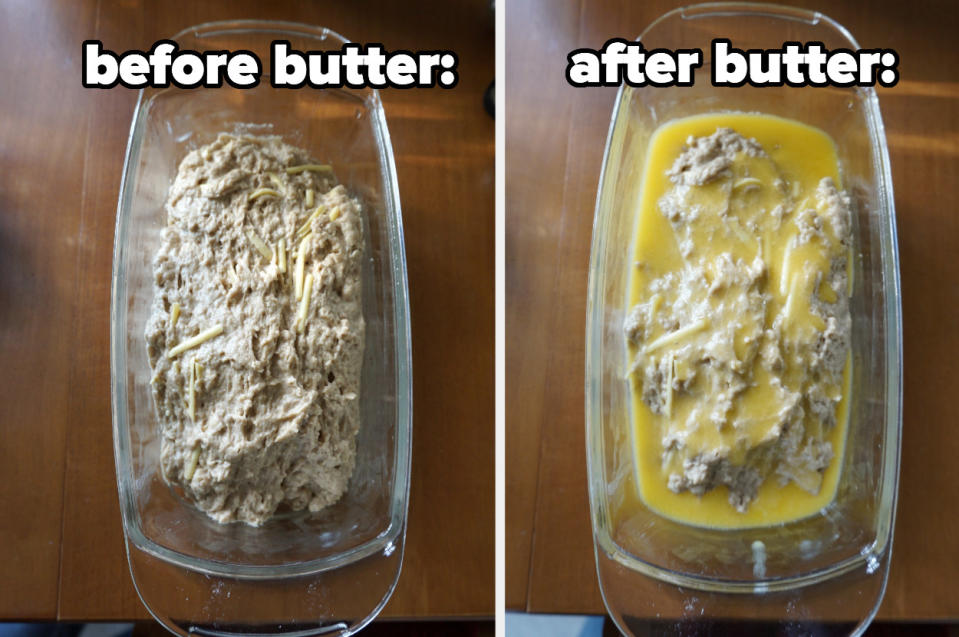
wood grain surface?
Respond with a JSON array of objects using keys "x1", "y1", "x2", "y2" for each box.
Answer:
[
  {"x1": 0, "y1": 0, "x2": 493, "y2": 621},
  {"x1": 506, "y1": 0, "x2": 959, "y2": 620}
]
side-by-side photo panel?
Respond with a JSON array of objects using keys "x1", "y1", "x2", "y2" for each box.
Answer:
[
  {"x1": 507, "y1": 0, "x2": 954, "y2": 635},
  {"x1": 0, "y1": 1, "x2": 492, "y2": 635}
]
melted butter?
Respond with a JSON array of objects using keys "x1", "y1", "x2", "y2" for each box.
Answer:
[{"x1": 628, "y1": 113, "x2": 852, "y2": 529}]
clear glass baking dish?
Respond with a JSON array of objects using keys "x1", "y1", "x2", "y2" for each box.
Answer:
[
  {"x1": 585, "y1": 4, "x2": 902, "y2": 635},
  {"x1": 110, "y1": 21, "x2": 412, "y2": 636}
]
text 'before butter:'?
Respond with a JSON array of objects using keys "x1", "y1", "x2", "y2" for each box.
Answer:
[{"x1": 82, "y1": 40, "x2": 459, "y2": 90}]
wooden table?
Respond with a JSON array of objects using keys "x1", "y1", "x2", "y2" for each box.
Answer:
[
  {"x1": 0, "y1": 0, "x2": 493, "y2": 621},
  {"x1": 507, "y1": 0, "x2": 959, "y2": 619}
]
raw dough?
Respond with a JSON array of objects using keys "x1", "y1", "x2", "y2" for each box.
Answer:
[
  {"x1": 145, "y1": 133, "x2": 365, "y2": 525},
  {"x1": 627, "y1": 128, "x2": 852, "y2": 512}
]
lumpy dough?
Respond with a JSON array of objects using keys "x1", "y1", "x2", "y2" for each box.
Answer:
[
  {"x1": 626, "y1": 127, "x2": 852, "y2": 513},
  {"x1": 145, "y1": 133, "x2": 365, "y2": 525}
]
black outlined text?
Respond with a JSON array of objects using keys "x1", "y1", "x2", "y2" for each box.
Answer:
[
  {"x1": 82, "y1": 40, "x2": 261, "y2": 89},
  {"x1": 269, "y1": 41, "x2": 458, "y2": 89},
  {"x1": 565, "y1": 38, "x2": 900, "y2": 88},
  {"x1": 566, "y1": 38, "x2": 702, "y2": 87},
  {"x1": 711, "y1": 40, "x2": 899, "y2": 87},
  {"x1": 82, "y1": 40, "x2": 460, "y2": 90}
]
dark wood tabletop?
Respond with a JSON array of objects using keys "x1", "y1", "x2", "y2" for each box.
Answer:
[
  {"x1": 507, "y1": 0, "x2": 959, "y2": 620},
  {"x1": 0, "y1": 0, "x2": 493, "y2": 621}
]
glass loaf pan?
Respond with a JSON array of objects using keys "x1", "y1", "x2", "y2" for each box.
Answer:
[
  {"x1": 111, "y1": 20, "x2": 412, "y2": 636},
  {"x1": 585, "y1": 4, "x2": 902, "y2": 635}
]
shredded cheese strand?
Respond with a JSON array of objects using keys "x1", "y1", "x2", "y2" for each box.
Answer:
[
  {"x1": 664, "y1": 353, "x2": 674, "y2": 419},
  {"x1": 295, "y1": 234, "x2": 310, "y2": 300},
  {"x1": 168, "y1": 324, "x2": 224, "y2": 358},
  {"x1": 733, "y1": 177, "x2": 762, "y2": 190},
  {"x1": 329, "y1": 207, "x2": 342, "y2": 221},
  {"x1": 247, "y1": 231, "x2": 273, "y2": 261},
  {"x1": 644, "y1": 318, "x2": 709, "y2": 354},
  {"x1": 277, "y1": 239, "x2": 287, "y2": 273},
  {"x1": 297, "y1": 273, "x2": 314, "y2": 332},
  {"x1": 170, "y1": 302, "x2": 180, "y2": 328},
  {"x1": 184, "y1": 446, "x2": 200, "y2": 482},
  {"x1": 248, "y1": 187, "x2": 281, "y2": 200},
  {"x1": 286, "y1": 164, "x2": 333, "y2": 175},
  {"x1": 188, "y1": 356, "x2": 196, "y2": 421},
  {"x1": 296, "y1": 205, "x2": 326, "y2": 238},
  {"x1": 267, "y1": 172, "x2": 285, "y2": 194},
  {"x1": 780, "y1": 237, "x2": 795, "y2": 297},
  {"x1": 649, "y1": 294, "x2": 663, "y2": 316},
  {"x1": 727, "y1": 217, "x2": 752, "y2": 245},
  {"x1": 305, "y1": 188, "x2": 314, "y2": 208}
]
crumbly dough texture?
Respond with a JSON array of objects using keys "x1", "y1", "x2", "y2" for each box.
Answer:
[
  {"x1": 145, "y1": 133, "x2": 365, "y2": 525},
  {"x1": 627, "y1": 128, "x2": 852, "y2": 512}
]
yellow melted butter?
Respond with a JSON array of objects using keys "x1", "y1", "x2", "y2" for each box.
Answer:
[{"x1": 628, "y1": 112, "x2": 852, "y2": 529}]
